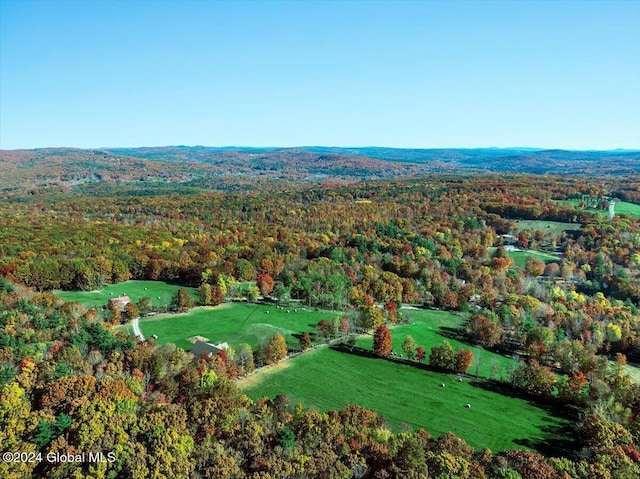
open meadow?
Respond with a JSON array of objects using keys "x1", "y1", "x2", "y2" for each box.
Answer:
[
  {"x1": 360, "y1": 308, "x2": 518, "y2": 380},
  {"x1": 138, "y1": 302, "x2": 345, "y2": 350},
  {"x1": 238, "y1": 309, "x2": 574, "y2": 453},
  {"x1": 239, "y1": 346, "x2": 573, "y2": 453},
  {"x1": 509, "y1": 249, "x2": 561, "y2": 269},
  {"x1": 510, "y1": 219, "x2": 581, "y2": 235},
  {"x1": 555, "y1": 199, "x2": 640, "y2": 219},
  {"x1": 54, "y1": 280, "x2": 197, "y2": 309}
]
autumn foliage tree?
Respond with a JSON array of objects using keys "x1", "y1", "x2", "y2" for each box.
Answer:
[
  {"x1": 198, "y1": 283, "x2": 212, "y2": 305},
  {"x1": 524, "y1": 256, "x2": 545, "y2": 277},
  {"x1": 429, "y1": 341, "x2": 454, "y2": 370},
  {"x1": 124, "y1": 301, "x2": 139, "y2": 321},
  {"x1": 257, "y1": 273, "x2": 275, "y2": 297},
  {"x1": 172, "y1": 287, "x2": 195, "y2": 312},
  {"x1": 385, "y1": 301, "x2": 398, "y2": 322},
  {"x1": 402, "y1": 335, "x2": 417, "y2": 360},
  {"x1": 360, "y1": 304, "x2": 385, "y2": 331},
  {"x1": 264, "y1": 333, "x2": 287, "y2": 365},
  {"x1": 299, "y1": 331, "x2": 312, "y2": 351},
  {"x1": 373, "y1": 324, "x2": 392, "y2": 357},
  {"x1": 416, "y1": 346, "x2": 425, "y2": 363},
  {"x1": 467, "y1": 313, "x2": 503, "y2": 348},
  {"x1": 453, "y1": 348, "x2": 474, "y2": 373}
]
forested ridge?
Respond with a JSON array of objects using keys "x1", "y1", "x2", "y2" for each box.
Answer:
[
  {"x1": 2, "y1": 147, "x2": 639, "y2": 194},
  {"x1": 2, "y1": 171, "x2": 640, "y2": 478}
]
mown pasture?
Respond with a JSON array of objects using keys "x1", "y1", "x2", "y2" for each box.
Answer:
[
  {"x1": 510, "y1": 219, "x2": 580, "y2": 236},
  {"x1": 613, "y1": 201, "x2": 640, "y2": 217},
  {"x1": 555, "y1": 199, "x2": 640, "y2": 219},
  {"x1": 509, "y1": 249, "x2": 561, "y2": 269},
  {"x1": 358, "y1": 309, "x2": 517, "y2": 380},
  {"x1": 54, "y1": 280, "x2": 197, "y2": 309},
  {"x1": 489, "y1": 245, "x2": 562, "y2": 270},
  {"x1": 138, "y1": 302, "x2": 344, "y2": 350},
  {"x1": 240, "y1": 346, "x2": 573, "y2": 453}
]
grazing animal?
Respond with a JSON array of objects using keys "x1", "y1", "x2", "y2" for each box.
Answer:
[
  {"x1": 158, "y1": 296, "x2": 161, "y2": 299},
  {"x1": 458, "y1": 378, "x2": 463, "y2": 382},
  {"x1": 266, "y1": 311, "x2": 270, "y2": 314},
  {"x1": 144, "y1": 287, "x2": 148, "y2": 290},
  {"x1": 440, "y1": 383, "x2": 445, "y2": 387},
  {"x1": 465, "y1": 403, "x2": 471, "y2": 408}
]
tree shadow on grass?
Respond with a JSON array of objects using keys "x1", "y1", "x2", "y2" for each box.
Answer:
[
  {"x1": 438, "y1": 325, "x2": 468, "y2": 342},
  {"x1": 512, "y1": 417, "x2": 577, "y2": 457},
  {"x1": 331, "y1": 344, "x2": 453, "y2": 375},
  {"x1": 468, "y1": 378, "x2": 580, "y2": 457},
  {"x1": 333, "y1": 344, "x2": 580, "y2": 457}
]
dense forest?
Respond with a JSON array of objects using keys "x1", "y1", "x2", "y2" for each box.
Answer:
[{"x1": 2, "y1": 164, "x2": 640, "y2": 478}]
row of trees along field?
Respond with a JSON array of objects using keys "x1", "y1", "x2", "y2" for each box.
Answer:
[
  {"x1": 1, "y1": 173, "x2": 640, "y2": 477},
  {"x1": 2, "y1": 279, "x2": 640, "y2": 479}
]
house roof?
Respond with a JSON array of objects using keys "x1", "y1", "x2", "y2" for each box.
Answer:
[
  {"x1": 190, "y1": 340, "x2": 224, "y2": 358},
  {"x1": 110, "y1": 296, "x2": 130, "y2": 303}
]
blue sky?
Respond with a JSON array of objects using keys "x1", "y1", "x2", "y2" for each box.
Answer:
[{"x1": 1, "y1": 0, "x2": 639, "y2": 150}]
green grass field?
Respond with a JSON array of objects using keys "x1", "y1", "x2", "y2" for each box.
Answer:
[
  {"x1": 240, "y1": 346, "x2": 572, "y2": 453},
  {"x1": 509, "y1": 249, "x2": 560, "y2": 269},
  {"x1": 359, "y1": 309, "x2": 517, "y2": 380},
  {"x1": 139, "y1": 302, "x2": 344, "y2": 350},
  {"x1": 613, "y1": 201, "x2": 640, "y2": 218},
  {"x1": 489, "y1": 247, "x2": 560, "y2": 270},
  {"x1": 54, "y1": 280, "x2": 197, "y2": 309},
  {"x1": 510, "y1": 219, "x2": 581, "y2": 236},
  {"x1": 555, "y1": 199, "x2": 640, "y2": 219}
]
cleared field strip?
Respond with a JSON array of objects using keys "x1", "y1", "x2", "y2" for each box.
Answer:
[
  {"x1": 510, "y1": 219, "x2": 581, "y2": 235},
  {"x1": 139, "y1": 302, "x2": 345, "y2": 350},
  {"x1": 357, "y1": 309, "x2": 517, "y2": 380},
  {"x1": 54, "y1": 280, "x2": 197, "y2": 309},
  {"x1": 240, "y1": 345, "x2": 572, "y2": 453},
  {"x1": 509, "y1": 249, "x2": 560, "y2": 269},
  {"x1": 555, "y1": 199, "x2": 640, "y2": 218}
]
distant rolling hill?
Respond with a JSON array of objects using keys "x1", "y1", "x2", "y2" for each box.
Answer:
[{"x1": 1, "y1": 146, "x2": 639, "y2": 193}]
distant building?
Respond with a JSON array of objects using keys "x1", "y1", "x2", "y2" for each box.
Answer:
[
  {"x1": 499, "y1": 234, "x2": 517, "y2": 245},
  {"x1": 108, "y1": 296, "x2": 130, "y2": 312}
]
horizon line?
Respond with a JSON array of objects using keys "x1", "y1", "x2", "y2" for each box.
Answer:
[{"x1": 2, "y1": 145, "x2": 640, "y2": 153}]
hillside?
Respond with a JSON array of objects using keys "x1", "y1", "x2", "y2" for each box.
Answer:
[{"x1": 2, "y1": 146, "x2": 638, "y2": 193}]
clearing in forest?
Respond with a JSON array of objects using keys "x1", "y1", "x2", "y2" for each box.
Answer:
[
  {"x1": 357, "y1": 308, "x2": 518, "y2": 380},
  {"x1": 54, "y1": 280, "x2": 198, "y2": 309},
  {"x1": 138, "y1": 302, "x2": 345, "y2": 350},
  {"x1": 240, "y1": 345, "x2": 573, "y2": 453}
]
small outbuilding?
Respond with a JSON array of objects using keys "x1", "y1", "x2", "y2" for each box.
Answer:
[{"x1": 108, "y1": 296, "x2": 131, "y2": 312}]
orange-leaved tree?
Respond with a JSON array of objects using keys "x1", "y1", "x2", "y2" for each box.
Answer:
[{"x1": 373, "y1": 324, "x2": 392, "y2": 357}]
